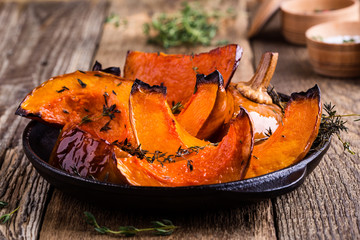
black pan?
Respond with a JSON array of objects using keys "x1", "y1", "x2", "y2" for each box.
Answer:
[{"x1": 23, "y1": 120, "x2": 331, "y2": 210}]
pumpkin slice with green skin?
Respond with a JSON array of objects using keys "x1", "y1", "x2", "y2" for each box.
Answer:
[
  {"x1": 15, "y1": 70, "x2": 136, "y2": 144},
  {"x1": 49, "y1": 123, "x2": 130, "y2": 184},
  {"x1": 124, "y1": 44, "x2": 243, "y2": 105},
  {"x1": 116, "y1": 108, "x2": 254, "y2": 187},
  {"x1": 245, "y1": 85, "x2": 322, "y2": 179},
  {"x1": 176, "y1": 71, "x2": 221, "y2": 137},
  {"x1": 129, "y1": 79, "x2": 208, "y2": 154}
]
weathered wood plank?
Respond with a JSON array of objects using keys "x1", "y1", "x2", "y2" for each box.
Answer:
[
  {"x1": 0, "y1": 1, "x2": 108, "y2": 239},
  {"x1": 252, "y1": 12, "x2": 360, "y2": 240},
  {"x1": 39, "y1": 0, "x2": 276, "y2": 239}
]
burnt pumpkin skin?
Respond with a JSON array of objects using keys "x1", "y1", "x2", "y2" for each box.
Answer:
[
  {"x1": 245, "y1": 85, "x2": 322, "y2": 179},
  {"x1": 49, "y1": 123, "x2": 130, "y2": 184},
  {"x1": 116, "y1": 108, "x2": 254, "y2": 187},
  {"x1": 15, "y1": 71, "x2": 136, "y2": 145},
  {"x1": 129, "y1": 80, "x2": 208, "y2": 155},
  {"x1": 124, "y1": 44, "x2": 243, "y2": 104}
]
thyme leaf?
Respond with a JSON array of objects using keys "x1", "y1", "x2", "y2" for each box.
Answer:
[
  {"x1": 80, "y1": 115, "x2": 92, "y2": 125},
  {"x1": 171, "y1": 101, "x2": 184, "y2": 115},
  {"x1": 77, "y1": 79, "x2": 87, "y2": 88},
  {"x1": 100, "y1": 121, "x2": 111, "y2": 132},
  {"x1": 84, "y1": 212, "x2": 177, "y2": 236},
  {"x1": 56, "y1": 86, "x2": 69, "y2": 93},
  {"x1": 0, "y1": 201, "x2": 8, "y2": 209},
  {"x1": 0, "y1": 206, "x2": 19, "y2": 224}
]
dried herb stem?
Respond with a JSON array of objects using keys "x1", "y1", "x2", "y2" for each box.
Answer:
[{"x1": 84, "y1": 212, "x2": 177, "y2": 236}]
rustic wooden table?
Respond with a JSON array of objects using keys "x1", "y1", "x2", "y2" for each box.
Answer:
[{"x1": 0, "y1": 0, "x2": 359, "y2": 239}]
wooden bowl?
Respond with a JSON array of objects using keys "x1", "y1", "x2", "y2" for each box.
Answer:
[
  {"x1": 305, "y1": 21, "x2": 360, "y2": 78},
  {"x1": 281, "y1": 0, "x2": 359, "y2": 45}
]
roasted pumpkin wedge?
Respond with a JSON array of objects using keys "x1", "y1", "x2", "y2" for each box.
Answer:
[
  {"x1": 245, "y1": 85, "x2": 322, "y2": 179},
  {"x1": 15, "y1": 71, "x2": 136, "y2": 144},
  {"x1": 176, "y1": 70, "x2": 234, "y2": 140},
  {"x1": 124, "y1": 44, "x2": 243, "y2": 104},
  {"x1": 176, "y1": 71, "x2": 221, "y2": 137},
  {"x1": 129, "y1": 80, "x2": 208, "y2": 154},
  {"x1": 116, "y1": 108, "x2": 254, "y2": 186},
  {"x1": 230, "y1": 52, "x2": 283, "y2": 141},
  {"x1": 49, "y1": 123, "x2": 130, "y2": 184}
]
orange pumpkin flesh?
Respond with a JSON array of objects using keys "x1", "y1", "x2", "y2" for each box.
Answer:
[
  {"x1": 124, "y1": 44, "x2": 243, "y2": 104},
  {"x1": 129, "y1": 80, "x2": 208, "y2": 154},
  {"x1": 49, "y1": 123, "x2": 130, "y2": 184},
  {"x1": 176, "y1": 71, "x2": 221, "y2": 137},
  {"x1": 229, "y1": 84, "x2": 282, "y2": 141},
  {"x1": 245, "y1": 85, "x2": 322, "y2": 179},
  {"x1": 197, "y1": 75, "x2": 234, "y2": 140},
  {"x1": 116, "y1": 108, "x2": 254, "y2": 187},
  {"x1": 231, "y1": 52, "x2": 283, "y2": 141},
  {"x1": 15, "y1": 71, "x2": 136, "y2": 145}
]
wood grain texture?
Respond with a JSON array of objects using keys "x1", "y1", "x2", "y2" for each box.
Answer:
[
  {"x1": 252, "y1": 12, "x2": 360, "y2": 240},
  {"x1": 39, "y1": 0, "x2": 276, "y2": 239},
  {"x1": 95, "y1": 0, "x2": 254, "y2": 83},
  {"x1": 0, "y1": 1, "x2": 108, "y2": 239}
]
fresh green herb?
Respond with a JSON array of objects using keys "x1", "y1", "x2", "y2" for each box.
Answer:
[
  {"x1": 216, "y1": 39, "x2": 229, "y2": 46},
  {"x1": 171, "y1": 102, "x2": 184, "y2": 115},
  {"x1": 117, "y1": 82, "x2": 122, "y2": 87},
  {"x1": 63, "y1": 109, "x2": 69, "y2": 114},
  {"x1": 56, "y1": 86, "x2": 69, "y2": 93},
  {"x1": 1, "y1": 206, "x2": 19, "y2": 224},
  {"x1": 94, "y1": 74, "x2": 103, "y2": 78},
  {"x1": 112, "y1": 90, "x2": 117, "y2": 95},
  {"x1": 0, "y1": 201, "x2": 8, "y2": 209},
  {"x1": 343, "y1": 38, "x2": 355, "y2": 43},
  {"x1": 144, "y1": 2, "x2": 228, "y2": 48},
  {"x1": 84, "y1": 108, "x2": 90, "y2": 112},
  {"x1": 313, "y1": 103, "x2": 360, "y2": 154},
  {"x1": 312, "y1": 35, "x2": 323, "y2": 41},
  {"x1": 105, "y1": 13, "x2": 127, "y2": 28},
  {"x1": 84, "y1": 212, "x2": 177, "y2": 236},
  {"x1": 253, "y1": 155, "x2": 258, "y2": 159},
  {"x1": 78, "y1": 70, "x2": 86, "y2": 74},
  {"x1": 77, "y1": 79, "x2": 87, "y2": 88}
]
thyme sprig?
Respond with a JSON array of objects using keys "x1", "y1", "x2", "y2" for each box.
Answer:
[
  {"x1": 313, "y1": 103, "x2": 360, "y2": 154},
  {"x1": 113, "y1": 139, "x2": 217, "y2": 171},
  {"x1": 0, "y1": 204, "x2": 19, "y2": 224},
  {"x1": 144, "y1": 2, "x2": 228, "y2": 48},
  {"x1": 267, "y1": 85, "x2": 287, "y2": 112},
  {"x1": 171, "y1": 101, "x2": 184, "y2": 115},
  {"x1": 84, "y1": 212, "x2": 177, "y2": 236}
]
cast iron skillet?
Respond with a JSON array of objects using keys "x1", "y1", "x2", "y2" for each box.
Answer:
[{"x1": 23, "y1": 120, "x2": 331, "y2": 209}]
